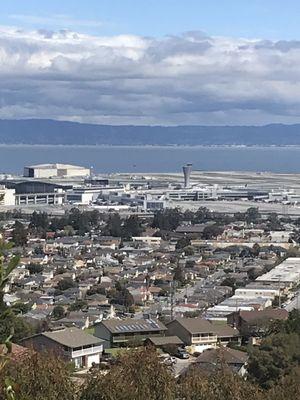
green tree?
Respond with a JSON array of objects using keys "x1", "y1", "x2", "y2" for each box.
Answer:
[
  {"x1": 11, "y1": 302, "x2": 30, "y2": 315},
  {"x1": 245, "y1": 207, "x2": 261, "y2": 224},
  {"x1": 247, "y1": 332, "x2": 300, "y2": 388},
  {"x1": 68, "y1": 299, "x2": 87, "y2": 312},
  {"x1": 30, "y1": 211, "x2": 49, "y2": 231},
  {"x1": 184, "y1": 246, "x2": 195, "y2": 256},
  {"x1": 80, "y1": 348, "x2": 175, "y2": 400},
  {"x1": 179, "y1": 367, "x2": 263, "y2": 400},
  {"x1": 52, "y1": 305, "x2": 65, "y2": 320},
  {"x1": 152, "y1": 209, "x2": 182, "y2": 231},
  {"x1": 173, "y1": 265, "x2": 185, "y2": 286},
  {"x1": 193, "y1": 207, "x2": 212, "y2": 223},
  {"x1": 251, "y1": 243, "x2": 261, "y2": 257},
  {"x1": 27, "y1": 263, "x2": 44, "y2": 275},
  {"x1": 176, "y1": 237, "x2": 190, "y2": 250},
  {"x1": 202, "y1": 224, "x2": 224, "y2": 239},
  {"x1": 220, "y1": 277, "x2": 236, "y2": 291},
  {"x1": 57, "y1": 278, "x2": 77, "y2": 291},
  {"x1": 1, "y1": 352, "x2": 76, "y2": 400},
  {"x1": 104, "y1": 214, "x2": 123, "y2": 237},
  {"x1": 11, "y1": 221, "x2": 27, "y2": 246},
  {"x1": 122, "y1": 215, "x2": 143, "y2": 238},
  {"x1": 267, "y1": 213, "x2": 282, "y2": 231}
]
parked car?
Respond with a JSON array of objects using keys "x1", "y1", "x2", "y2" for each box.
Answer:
[
  {"x1": 159, "y1": 353, "x2": 177, "y2": 366},
  {"x1": 176, "y1": 349, "x2": 189, "y2": 359}
]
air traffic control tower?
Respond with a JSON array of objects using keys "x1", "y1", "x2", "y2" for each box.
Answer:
[{"x1": 183, "y1": 163, "x2": 193, "y2": 188}]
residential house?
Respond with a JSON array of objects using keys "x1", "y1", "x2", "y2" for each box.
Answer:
[
  {"x1": 195, "y1": 347, "x2": 248, "y2": 376},
  {"x1": 227, "y1": 309, "x2": 288, "y2": 337},
  {"x1": 167, "y1": 318, "x2": 218, "y2": 353},
  {"x1": 21, "y1": 327, "x2": 103, "y2": 368},
  {"x1": 167, "y1": 317, "x2": 240, "y2": 353},
  {"x1": 94, "y1": 318, "x2": 167, "y2": 349}
]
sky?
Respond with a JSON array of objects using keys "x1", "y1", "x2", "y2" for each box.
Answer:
[{"x1": 1, "y1": 0, "x2": 300, "y2": 125}]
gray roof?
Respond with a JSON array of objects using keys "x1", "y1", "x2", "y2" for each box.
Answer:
[
  {"x1": 170, "y1": 318, "x2": 215, "y2": 334},
  {"x1": 209, "y1": 322, "x2": 240, "y2": 338},
  {"x1": 100, "y1": 318, "x2": 167, "y2": 334},
  {"x1": 196, "y1": 347, "x2": 248, "y2": 365},
  {"x1": 42, "y1": 327, "x2": 103, "y2": 348},
  {"x1": 146, "y1": 336, "x2": 183, "y2": 346}
]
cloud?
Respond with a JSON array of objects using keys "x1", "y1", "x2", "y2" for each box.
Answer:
[{"x1": 0, "y1": 26, "x2": 300, "y2": 125}]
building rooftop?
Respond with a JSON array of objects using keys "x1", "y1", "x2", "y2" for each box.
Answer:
[
  {"x1": 25, "y1": 163, "x2": 88, "y2": 170},
  {"x1": 237, "y1": 309, "x2": 288, "y2": 323},
  {"x1": 146, "y1": 336, "x2": 183, "y2": 346},
  {"x1": 42, "y1": 327, "x2": 103, "y2": 348},
  {"x1": 170, "y1": 318, "x2": 215, "y2": 334},
  {"x1": 196, "y1": 346, "x2": 248, "y2": 365},
  {"x1": 256, "y1": 257, "x2": 300, "y2": 284},
  {"x1": 100, "y1": 318, "x2": 167, "y2": 334}
]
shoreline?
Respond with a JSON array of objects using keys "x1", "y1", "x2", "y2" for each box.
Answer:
[{"x1": 2, "y1": 143, "x2": 300, "y2": 149}]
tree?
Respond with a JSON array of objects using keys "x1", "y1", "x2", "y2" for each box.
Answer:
[
  {"x1": 12, "y1": 221, "x2": 28, "y2": 246},
  {"x1": 251, "y1": 243, "x2": 261, "y2": 257},
  {"x1": 173, "y1": 265, "x2": 185, "y2": 286},
  {"x1": 266, "y1": 213, "x2": 283, "y2": 231},
  {"x1": 122, "y1": 215, "x2": 143, "y2": 238},
  {"x1": 179, "y1": 367, "x2": 263, "y2": 400},
  {"x1": 1, "y1": 352, "x2": 76, "y2": 400},
  {"x1": 0, "y1": 246, "x2": 26, "y2": 343},
  {"x1": 184, "y1": 246, "x2": 195, "y2": 256},
  {"x1": 247, "y1": 332, "x2": 300, "y2": 389},
  {"x1": 30, "y1": 211, "x2": 49, "y2": 231},
  {"x1": 11, "y1": 302, "x2": 30, "y2": 315},
  {"x1": 185, "y1": 259, "x2": 195, "y2": 269},
  {"x1": 57, "y1": 278, "x2": 77, "y2": 291},
  {"x1": 0, "y1": 312, "x2": 34, "y2": 343},
  {"x1": 247, "y1": 267, "x2": 261, "y2": 281},
  {"x1": 68, "y1": 299, "x2": 87, "y2": 312},
  {"x1": 27, "y1": 263, "x2": 44, "y2": 275},
  {"x1": 245, "y1": 207, "x2": 261, "y2": 224},
  {"x1": 176, "y1": 237, "x2": 190, "y2": 250},
  {"x1": 193, "y1": 207, "x2": 212, "y2": 223},
  {"x1": 104, "y1": 214, "x2": 123, "y2": 237},
  {"x1": 152, "y1": 209, "x2": 182, "y2": 231},
  {"x1": 80, "y1": 348, "x2": 175, "y2": 400},
  {"x1": 52, "y1": 305, "x2": 65, "y2": 320},
  {"x1": 220, "y1": 277, "x2": 236, "y2": 290},
  {"x1": 202, "y1": 224, "x2": 224, "y2": 239}
]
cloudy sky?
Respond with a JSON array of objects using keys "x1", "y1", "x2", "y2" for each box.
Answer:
[{"x1": 1, "y1": 0, "x2": 300, "y2": 125}]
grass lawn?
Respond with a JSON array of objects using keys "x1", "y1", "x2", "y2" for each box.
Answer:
[{"x1": 84, "y1": 326, "x2": 95, "y2": 335}]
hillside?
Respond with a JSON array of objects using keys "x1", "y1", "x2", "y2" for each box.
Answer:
[{"x1": 1, "y1": 119, "x2": 300, "y2": 146}]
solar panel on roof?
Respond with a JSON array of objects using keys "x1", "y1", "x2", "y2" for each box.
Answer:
[{"x1": 118, "y1": 326, "x2": 126, "y2": 332}]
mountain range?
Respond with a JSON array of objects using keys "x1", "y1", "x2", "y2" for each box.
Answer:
[{"x1": 1, "y1": 119, "x2": 300, "y2": 146}]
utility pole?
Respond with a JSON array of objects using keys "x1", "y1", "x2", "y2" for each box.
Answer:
[
  {"x1": 170, "y1": 280, "x2": 177, "y2": 321},
  {"x1": 278, "y1": 277, "x2": 281, "y2": 308}
]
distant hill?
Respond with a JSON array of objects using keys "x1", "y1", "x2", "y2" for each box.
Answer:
[{"x1": 1, "y1": 119, "x2": 300, "y2": 146}]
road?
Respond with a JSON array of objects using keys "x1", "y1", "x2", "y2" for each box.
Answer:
[{"x1": 173, "y1": 357, "x2": 197, "y2": 377}]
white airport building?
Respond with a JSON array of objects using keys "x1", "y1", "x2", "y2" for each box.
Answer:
[
  {"x1": 24, "y1": 163, "x2": 90, "y2": 179},
  {"x1": 0, "y1": 186, "x2": 16, "y2": 206}
]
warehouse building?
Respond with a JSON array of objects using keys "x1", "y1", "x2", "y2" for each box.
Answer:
[
  {"x1": 256, "y1": 257, "x2": 300, "y2": 288},
  {"x1": 24, "y1": 163, "x2": 90, "y2": 178}
]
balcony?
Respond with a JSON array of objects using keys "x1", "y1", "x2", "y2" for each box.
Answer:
[
  {"x1": 112, "y1": 333, "x2": 162, "y2": 344},
  {"x1": 71, "y1": 345, "x2": 103, "y2": 358},
  {"x1": 191, "y1": 335, "x2": 217, "y2": 344}
]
